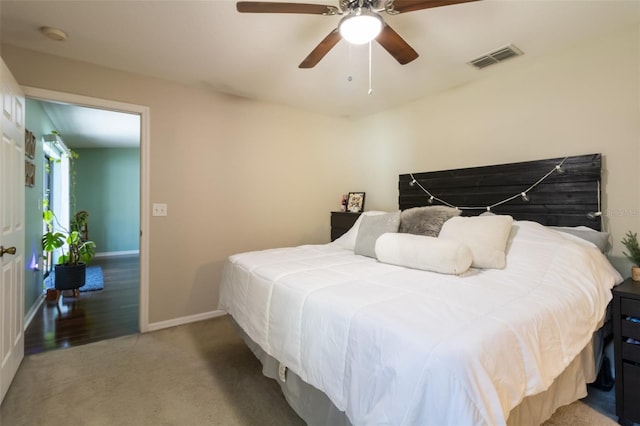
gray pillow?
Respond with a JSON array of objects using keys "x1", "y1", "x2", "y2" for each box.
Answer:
[
  {"x1": 354, "y1": 211, "x2": 401, "y2": 258},
  {"x1": 399, "y1": 206, "x2": 461, "y2": 237},
  {"x1": 550, "y1": 226, "x2": 610, "y2": 253}
]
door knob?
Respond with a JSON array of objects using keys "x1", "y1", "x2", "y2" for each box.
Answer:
[{"x1": 0, "y1": 246, "x2": 17, "y2": 257}]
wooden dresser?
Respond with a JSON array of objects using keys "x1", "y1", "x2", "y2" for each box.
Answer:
[
  {"x1": 613, "y1": 277, "x2": 640, "y2": 425},
  {"x1": 330, "y1": 211, "x2": 361, "y2": 241}
]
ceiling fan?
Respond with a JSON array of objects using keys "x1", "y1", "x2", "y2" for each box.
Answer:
[{"x1": 236, "y1": 0, "x2": 480, "y2": 68}]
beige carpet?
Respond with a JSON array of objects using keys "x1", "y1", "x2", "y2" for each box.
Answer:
[{"x1": 0, "y1": 316, "x2": 617, "y2": 426}]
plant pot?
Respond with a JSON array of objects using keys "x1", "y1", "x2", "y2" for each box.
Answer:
[
  {"x1": 632, "y1": 266, "x2": 640, "y2": 282},
  {"x1": 54, "y1": 263, "x2": 86, "y2": 290}
]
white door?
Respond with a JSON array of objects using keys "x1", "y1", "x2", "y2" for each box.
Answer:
[{"x1": 0, "y1": 58, "x2": 25, "y2": 404}]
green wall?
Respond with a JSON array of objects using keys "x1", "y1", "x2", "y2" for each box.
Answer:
[
  {"x1": 22, "y1": 99, "x2": 140, "y2": 317},
  {"x1": 74, "y1": 148, "x2": 140, "y2": 254},
  {"x1": 24, "y1": 99, "x2": 52, "y2": 312}
]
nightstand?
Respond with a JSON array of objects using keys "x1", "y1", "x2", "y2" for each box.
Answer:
[
  {"x1": 330, "y1": 211, "x2": 361, "y2": 241},
  {"x1": 613, "y1": 277, "x2": 640, "y2": 425}
]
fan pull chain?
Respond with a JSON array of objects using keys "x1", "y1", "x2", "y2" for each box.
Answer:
[
  {"x1": 348, "y1": 43, "x2": 353, "y2": 82},
  {"x1": 368, "y1": 41, "x2": 373, "y2": 95}
]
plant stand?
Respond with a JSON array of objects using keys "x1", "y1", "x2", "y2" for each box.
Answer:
[
  {"x1": 45, "y1": 288, "x2": 62, "y2": 313},
  {"x1": 69, "y1": 289, "x2": 80, "y2": 298},
  {"x1": 45, "y1": 288, "x2": 60, "y2": 302}
]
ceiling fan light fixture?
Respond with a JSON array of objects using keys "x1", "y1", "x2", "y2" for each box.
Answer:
[{"x1": 339, "y1": 9, "x2": 383, "y2": 45}]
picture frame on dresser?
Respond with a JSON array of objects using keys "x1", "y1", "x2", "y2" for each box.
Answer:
[{"x1": 347, "y1": 192, "x2": 365, "y2": 213}]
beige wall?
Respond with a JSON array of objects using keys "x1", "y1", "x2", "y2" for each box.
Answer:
[
  {"x1": 2, "y1": 22, "x2": 638, "y2": 325},
  {"x1": 353, "y1": 23, "x2": 640, "y2": 268},
  {"x1": 0, "y1": 45, "x2": 364, "y2": 324}
]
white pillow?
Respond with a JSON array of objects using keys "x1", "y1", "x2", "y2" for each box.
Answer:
[
  {"x1": 438, "y1": 215, "x2": 514, "y2": 269},
  {"x1": 331, "y1": 211, "x2": 387, "y2": 251},
  {"x1": 375, "y1": 233, "x2": 472, "y2": 275}
]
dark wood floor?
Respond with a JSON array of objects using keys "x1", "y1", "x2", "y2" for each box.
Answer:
[{"x1": 24, "y1": 254, "x2": 140, "y2": 355}]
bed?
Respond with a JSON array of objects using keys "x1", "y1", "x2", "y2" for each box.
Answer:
[{"x1": 219, "y1": 153, "x2": 623, "y2": 425}]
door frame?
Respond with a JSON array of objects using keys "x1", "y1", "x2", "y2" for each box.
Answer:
[{"x1": 23, "y1": 86, "x2": 150, "y2": 332}]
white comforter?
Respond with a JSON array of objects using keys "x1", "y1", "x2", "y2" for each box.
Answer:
[{"x1": 219, "y1": 221, "x2": 622, "y2": 425}]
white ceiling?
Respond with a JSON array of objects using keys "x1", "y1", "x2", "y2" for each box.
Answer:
[
  {"x1": 38, "y1": 101, "x2": 140, "y2": 148},
  {"x1": 2, "y1": 0, "x2": 640, "y2": 123}
]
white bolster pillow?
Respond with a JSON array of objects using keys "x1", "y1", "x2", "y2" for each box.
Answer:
[{"x1": 375, "y1": 232, "x2": 472, "y2": 275}]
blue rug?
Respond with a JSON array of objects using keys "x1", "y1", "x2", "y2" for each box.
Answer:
[{"x1": 44, "y1": 265, "x2": 104, "y2": 292}]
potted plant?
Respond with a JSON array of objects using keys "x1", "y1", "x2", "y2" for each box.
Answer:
[
  {"x1": 621, "y1": 231, "x2": 640, "y2": 281},
  {"x1": 42, "y1": 209, "x2": 96, "y2": 292}
]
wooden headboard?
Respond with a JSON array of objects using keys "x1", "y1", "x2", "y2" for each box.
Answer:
[{"x1": 399, "y1": 153, "x2": 602, "y2": 230}]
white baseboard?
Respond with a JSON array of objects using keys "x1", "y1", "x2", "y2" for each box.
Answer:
[
  {"x1": 24, "y1": 294, "x2": 45, "y2": 331},
  {"x1": 94, "y1": 250, "x2": 140, "y2": 258},
  {"x1": 145, "y1": 309, "x2": 226, "y2": 332}
]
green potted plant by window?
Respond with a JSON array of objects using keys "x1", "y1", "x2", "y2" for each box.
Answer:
[
  {"x1": 42, "y1": 209, "x2": 96, "y2": 293},
  {"x1": 621, "y1": 231, "x2": 640, "y2": 281}
]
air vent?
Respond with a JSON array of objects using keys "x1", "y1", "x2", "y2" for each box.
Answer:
[{"x1": 468, "y1": 44, "x2": 523, "y2": 70}]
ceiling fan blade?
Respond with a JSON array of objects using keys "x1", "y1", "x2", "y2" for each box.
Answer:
[
  {"x1": 376, "y1": 24, "x2": 419, "y2": 65},
  {"x1": 390, "y1": 0, "x2": 480, "y2": 14},
  {"x1": 236, "y1": 1, "x2": 336, "y2": 14},
  {"x1": 299, "y1": 28, "x2": 341, "y2": 69}
]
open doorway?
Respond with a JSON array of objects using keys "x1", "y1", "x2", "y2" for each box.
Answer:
[{"x1": 21, "y1": 88, "x2": 150, "y2": 353}]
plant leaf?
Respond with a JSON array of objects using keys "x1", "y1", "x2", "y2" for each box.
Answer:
[{"x1": 42, "y1": 232, "x2": 65, "y2": 251}]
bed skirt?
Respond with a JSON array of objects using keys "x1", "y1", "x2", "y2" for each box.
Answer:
[{"x1": 231, "y1": 317, "x2": 599, "y2": 426}]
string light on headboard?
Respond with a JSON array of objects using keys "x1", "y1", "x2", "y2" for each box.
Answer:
[
  {"x1": 586, "y1": 180, "x2": 602, "y2": 220},
  {"x1": 408, "y1": 157, "x2": 569, "y2": 212}
]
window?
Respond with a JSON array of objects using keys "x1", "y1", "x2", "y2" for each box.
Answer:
[{"x1": 42, "y1": 134, "x2": 71, "y2": 272}]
